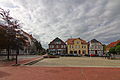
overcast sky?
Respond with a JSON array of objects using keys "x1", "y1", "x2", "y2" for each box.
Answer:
[{"x1": 0, "y1": 0, "x2": 120, "y2": 48}]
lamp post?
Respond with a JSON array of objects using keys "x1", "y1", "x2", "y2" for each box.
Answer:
[
  {"x1": 14, "y1": 33, "x2": 20, "y2": 65},
  {"x1": 14, "y1": 29, "x2": 22, "y2": 65},
  {"x1": 15, "y1": 35, "x2": 19, "y2": 65}
]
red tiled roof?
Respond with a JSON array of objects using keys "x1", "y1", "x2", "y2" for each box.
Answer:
[
  {"x1": 66, "y1": 38, "x2": 88, "y2": 45},
  {"x1": 107, "y1": 40, "x2": 120, "y2": 48},
  {"x1": 66, "y1": 38, "x2": 76, "y2": 44},
  {"x1": 80, "y1": 38, "x2": 88, "y2": 44}
]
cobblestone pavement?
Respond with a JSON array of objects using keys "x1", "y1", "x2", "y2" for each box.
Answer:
[
  {"x1": 32, "y1": 57, "x2": 120, "y2": 67},
  {"x1": 0, "y1": 66, "x2": 120, "y2": 80}
]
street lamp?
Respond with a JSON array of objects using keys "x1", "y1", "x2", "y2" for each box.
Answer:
[
  {"x1": 15, "y1": 34, "x2": 20, "y2": 65},
  {"x1": 14, "y1": 29, "x2": 22, "y2": 65}
]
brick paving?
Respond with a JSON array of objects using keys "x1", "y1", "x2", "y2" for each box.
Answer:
[
  {"x1": 0, "y1": 66, "x2": 120, "y2": 80},
  {"x1": 32, "y1": 57, "x2": 120, "y2": 67},
  {"x1": 0, "y1": 57, "x2": 120, "y2": 80}
]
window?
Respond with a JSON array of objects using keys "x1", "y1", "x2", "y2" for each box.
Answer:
[
  {"x1": 69, "y1": 45, "x2": 71, "y2": 48},
  {"x1": 59, "y1": 42, "x2": 61, "y2": 44},
  {"x1": 75, "y1": 45, "x2": 77, "y2": 49},
  {"x1": 76, "y1": 41, "x2": 80, "y2": 44},
  {"x1": 77, "y1": 45, "x2": 80, "y2": 48},
  {"x1": 82, "y1": 45, "x2": 86, "y2": 48},
  {"x1": 82, "y1": 46, "x2": 84, "y2": 48},
  {"x1": 64, "y1": 45, "x2": 66, "y2": 48},
  {"x1": 56, "y1": 45, "x2": 58, "y2": 48},
  {"x1": 56, "y1": 42, "x2": 58, "y2": 44},
  {"x1": 84, "y1": 46, "x2": 86, "y2": 48},
  {"x1": 50, "y1": 45, "x2": 54, "y2": 48},
  {"x1": 61, "y1": 45, "x2": 63, "y2": 48},
  {"x1": 91, "y1": 45, "x2": 94, "y2": 49},
  {"x1": 98, "y1": 46, "x2": 102, "y2": 49},
  {"x1": 56, "y1": 41, "x2": 61, "y2": 44},
  {"x1": 70, "y1": 45, "x2": 74, "y2": 48},
  {"x1": 72, "y1": 45, "x2": 74, "y2": 48},
  {"x1": 52, "y1": 45, "x2": 54, "y2": 48},
  {"x1": 82, "y1": 50, "x2": 86, "y2": 54}
]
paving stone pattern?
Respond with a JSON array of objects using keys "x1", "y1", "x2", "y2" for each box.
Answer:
[{"x1": 32, "y1": 57, "x2": 120, "y2": 67}]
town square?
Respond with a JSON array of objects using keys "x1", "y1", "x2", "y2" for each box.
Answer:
[{"x1": 0, "y1": 0, "x2": 120, "y2": 80}]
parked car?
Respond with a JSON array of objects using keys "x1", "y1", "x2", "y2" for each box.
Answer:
[
  {"x1": 49, "y1": 53, "x2": 57, "y2": 55},
  {"x1": 64, "y1": 54, "x2": 79, "y2": 57},
  {"x1": 59, "y1": 53, "x2": 65, "y2": 56},
  {"x1": 90, "y1": 54, "x2": 98, "y2": 57},
  {"x1": 73, "y1": 54, "x2": 78, "y2": 56}
]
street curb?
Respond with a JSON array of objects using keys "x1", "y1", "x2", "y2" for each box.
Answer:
[{"x1": 21, "y1": 57, "x2": 44, "y2": 66}]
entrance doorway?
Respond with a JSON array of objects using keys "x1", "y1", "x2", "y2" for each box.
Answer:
[
  {"x1": 95, "y1": 50, "x2": 97, "y2": 55},
  {"x1": 79, "y1": 50, "x2": 81, "y2": 54}
]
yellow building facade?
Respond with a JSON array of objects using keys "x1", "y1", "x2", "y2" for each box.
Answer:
[{"x1": 66, "y1": 38, "x2": 88, "y2": 55}]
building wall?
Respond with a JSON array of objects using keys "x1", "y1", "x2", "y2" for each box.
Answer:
[
  {"x1": 67, "y1": 39, "x2": 88, "y2": 55},
  {"x1": 48, "y1": 38, "x2": 67, "y2": 54},
  {"x1": 49, "y1": 44, "x2": 66, "y2": 54},
  {"x1": 89, "y1": 42, "x2": 103, "y2": 56}
]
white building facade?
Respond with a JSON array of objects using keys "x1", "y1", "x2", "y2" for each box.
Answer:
[{"x1": 89, "y1": 39, "x2": 104, "y2": 56}]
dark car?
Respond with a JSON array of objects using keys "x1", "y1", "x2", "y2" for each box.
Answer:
[
  {"x1": 59, "y1": 53, "x2": 65, "y2": 56},
  {"x1": 49, "y1": 53, "x2": 58, "y2": 55}
]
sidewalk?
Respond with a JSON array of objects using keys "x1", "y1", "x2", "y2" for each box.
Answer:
[{"x1": 0, "y1": 56, "x2": 43, "y2": 67}]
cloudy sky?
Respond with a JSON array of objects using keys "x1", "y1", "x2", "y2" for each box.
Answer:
[{"x1": 0, "y1": 0, "x2": 120, "y2": 48}]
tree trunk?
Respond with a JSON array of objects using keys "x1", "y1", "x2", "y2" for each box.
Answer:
[
  {"x1": 7, "y1": 47, "x2": 10, "y2": 60},
  {"x1": 0, "y1": 49, "x2": 1, "y2": 54}
]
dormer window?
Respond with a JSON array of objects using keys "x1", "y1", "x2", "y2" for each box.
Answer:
[
  {"x1": 76, "y1": 41, "x2": 80, "y2": 44},
  {"x1": 56, "y1": 41, "x2": 61, "y2": 44},
  {"x1": 59, "y1": 42, "x2": 61, "y2": 44}
]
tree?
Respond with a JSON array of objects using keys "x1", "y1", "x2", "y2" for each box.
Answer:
[
  {"x1": 109, "y1": 47, "x2": 118, "y2": 59},
  {"x1": 109, "y1": 47, "x2": 116, "y2": 54},
  {"x1": 103, "y1": 44, "x2": 106, "y2": 54},
  {"x1": 0, "y1": 8, "x2": 23, "y2": 60},
  {"x1": 0, "y1": 26, "x2": 8, "y2": 49},
  {"x1": 34, "y1": 41, "x2": 43, "y2": 52},
  {"x1": 116, "y1": 42, "x2": 120, "y2": 46},
  {"x1": 115, "y1": 45, "x2": 120, "y2": 54}
]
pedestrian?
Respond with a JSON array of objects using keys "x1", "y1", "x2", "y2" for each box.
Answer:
[{"x1": 104, "y1": 53, "x2": 107, "y2": 59}]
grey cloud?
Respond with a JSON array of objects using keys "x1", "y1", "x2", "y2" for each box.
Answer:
[{"x1": 1, "y1": 0, "x2": 120, "y2": 48}]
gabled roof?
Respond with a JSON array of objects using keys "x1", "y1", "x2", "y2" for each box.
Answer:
[
  {"x1": 89, "y1": 39, "x2": 102, "y2": 44},
  {"x1": 107, "y1": 40, "x2": 120, "y2": 48},
  {"x1": 90, "y1": 39, "x2": 100, "y2": 43},
  {"x1": 49, "y1": 37, "x2": 66, "y2": 45},
  {"x1": 66, "y1": 38, "x2": 88, "y2": 45}
]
